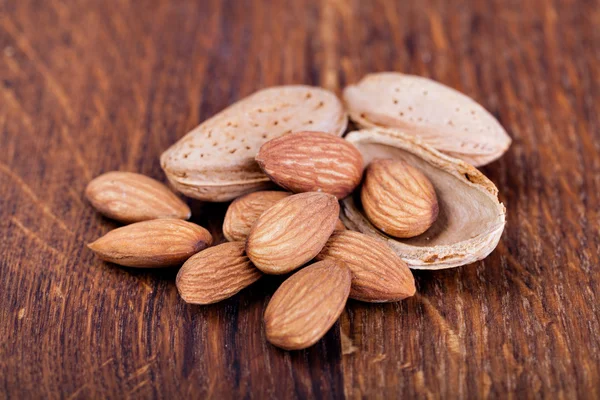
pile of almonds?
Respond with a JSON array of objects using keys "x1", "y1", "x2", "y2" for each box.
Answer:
[{"x1": 86, "y1": 73, "x2": 510, "y2": 350}]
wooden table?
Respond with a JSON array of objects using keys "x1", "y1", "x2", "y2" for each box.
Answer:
[{"x1": 1, "y1": 0, "x2": 599, "y2": 398}]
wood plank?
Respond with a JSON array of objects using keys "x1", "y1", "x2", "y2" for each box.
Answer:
[{"x1": 0, "y1": 0, "x2": 598, "y2": 398}]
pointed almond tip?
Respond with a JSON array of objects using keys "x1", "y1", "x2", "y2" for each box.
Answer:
[{"x1": 406, "y1": 281, "x2": 417, "y2": 298}]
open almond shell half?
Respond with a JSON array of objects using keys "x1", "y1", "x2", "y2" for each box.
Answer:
[
  {"x1": 342, "y1": 128, "x2": 506, "y2": 270},
  {"x1": 343, "y1": 73, "x2": 511, "y2": 166}
]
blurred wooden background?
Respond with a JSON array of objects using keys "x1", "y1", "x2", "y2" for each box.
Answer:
[{"x1": 1, "y1": 0, "x2": 599, "y2": 398}]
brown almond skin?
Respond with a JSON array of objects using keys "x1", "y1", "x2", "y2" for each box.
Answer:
[
  {"x1": 316, "y1": 230, "x2": 416, "y2": 302},
  {"x1": 87, "y1": 219, "x2": 212, "y2": 267},
  {"x1": 361, "y1": 159, "x2": 438, "y2": 238},
  {"x1": 256, "y1": 131, "x2": 364, "y2": 199},
  {"x1": 334, "y1": 219, "x2": 346, "y2": 231},
  {"x1": 85, "y1": 171, "x2": 191, "y2": 224},
  {"x1": 176, "y1": 242, "x2": 262, "y2": 304},
  {"x1": 246, "y1": 192, "x2": 339, "y2": 274},
  {"x1": 264, "y1": 260, "x2": 351, "y2": 350},
  {"x1": 223, "y1": 191, "x2": 292, "y2": 242}
]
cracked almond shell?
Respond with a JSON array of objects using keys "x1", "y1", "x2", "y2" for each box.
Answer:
[
  {"x1": 341, "y1": 128, "x2": 506, "y2": 270},
  {"x1": 161, "y1": 86, "x2": 347, "y2": 202},
  {"x1": 343, "y1": 72, "x2": 511, "y2": 166}
]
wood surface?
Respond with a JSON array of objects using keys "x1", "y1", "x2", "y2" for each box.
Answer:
[{"x1": 1, "y1": 0, "x2": 599, "y2": 398}]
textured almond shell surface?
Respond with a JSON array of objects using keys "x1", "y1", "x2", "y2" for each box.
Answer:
[
  {"x1": 161, "y1": 86, "x2": 347, "y2": 202},
  {"x1": 342, "y1": 128, "x2": 506, "y2": 270},
  {"x1": 85, "y1": 171, "x2": 190, "y2": 223},
  {"x1": 246, "y1": 192, "x2": 340, "y2": 274},
  {"x1": 256, "y1": 131, "x2": 364, "y2": 199},
  {"x1": 223, "y1": 191, "x2": 292, "y2": 242},
  {"x1": 264, "y1": 260, "x2": 351, "y2": 350},
  {"x1": 87, "y1": 219, "x2": 212, "y2": 267},
  {"x1": 343, "y1": 73, "x2": 511, "y2": 166},
  {"x1": 176, "y1": 242, "x2": 261, "y2": 304},
  {"x1": 361, "y1": 159, "x2": 438, "y2": 238},
  {"x1": 316, "y1": 230, "x2": 416, "y2": 302}
]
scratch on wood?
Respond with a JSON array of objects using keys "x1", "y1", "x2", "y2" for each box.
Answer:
[
  {"x1": 126, "y1": 355, "x2": 157, "y2": 382},
  {"x1": 1, "y1": 17, "x2": 92, "y2": 181},
  {"x1": 413, "y1": 370, "x2": 435, "y2": 399},
  {"x1": 370, "y1": 353, "x2": 387, "y2": 364},
  {"x1": 428, "y1": 10, "x2": 448, "y2": 51},
  {"x1": 17, "y1": 308, "x2": 26, "y2": 320},
  {"x1": 0, "y1": 163, "x2": 73, "y2": 235},
  {"x1": 127, "y1": 379, "x2": 150, "y2": 396},
  {"x1": 11, "y1": 216, "x2": 64, "y2": 257},
  {"x1": 140, "y1": 280, "x2": 154, "y2": 293},
  {"x1": 100, "y1": 358, "x2": 115, "y2": 367},
  {"x1": 341, "y1": 330, "x2": 357, "y2": 355},
  {"x1": 66, "y1": 383, "x2": 88, "y2": 400},
  {"x1": 0, "y1": 86, "x2": 34, "y2": 130},
  {"x1": 417, "y1": 295, "x2": 462, "y2": 356},
  {"x1": 319, "y1": 0, "x2": 339, "y2": 91},
  {"x1": 205, "y1": 376, "x2": 218, "y2": 400},
  {"x1": 59, "y1": 125, "x2": 92, "y2": 181},
  {"x1": 0, "y1": 17, "x2": 76, "y2": 120},
  {"x1": 68, "y1": 187, "x2": 85, "y2": 207},
  {"x1": 496, "y1": 242, "x2": 540, "y2": 285}
]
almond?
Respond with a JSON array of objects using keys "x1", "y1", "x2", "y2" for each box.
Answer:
[
  {"x1": 342, "y1": 128, "x2": 506, "y2": 270},
  {"x1": 161, "y1": 86, "x2": 347, "y2": 202},
  {"x1": 246, "y1": 192, "x2": 339, "y2": 274},
  {"x1": 85, "y1": 171, "x2": 190, "y2": 223},
  {"x1": 334, "y1": 219, "x2": 346, "y2": 231},
  {"x1": 176, "y1": 242, "x2": 261, "y2": 304},
  {"x1": 264, "y1": 259, "x2": 351, "y2": 350},
  {"x1": 343, "y1": 72, "x2": 511, "y2": 166},
  {"x1": 88, "y1": 219, "x2": 212, "y2": 267},
  {"x1": 361, "y1": 159, "x2": 438, "y2": 238},
  {"x1": 256, "y1": 131, "x2": 364, "y2": 199},
  {"x1": 223, "y1": 191, "x2": 292, "y2": 242},
  {"x1": 316, "y1": 230, "x2": 415, "y2": 302}
]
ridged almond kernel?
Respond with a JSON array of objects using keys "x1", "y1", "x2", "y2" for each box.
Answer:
[
  {"x1": 256, "y1": 131, "x2": 364, "y2": 199},
  {"x1": 246, "y1": 192, "x2": 339, "y2": 274},
  {"x1": 88, "y1": 219, "x2": 212, "y2": 267},
  {"x1": 361, "y1": 159, "x2": 438, "y2": 238},
  {"x1": 176, "y1": 242, "x2": 262, "y2": 304},
  {"x1": 85, "y1": 171, "x2": 190, "y2": 223},
  {"x1": 316, "y1": 230, "x2": 416, "y2": 302},
  {"x1": 264, "y1": 259, "x2": 351, "y2": 350}
]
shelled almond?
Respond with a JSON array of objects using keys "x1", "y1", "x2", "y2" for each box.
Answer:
[
  {"x1": 87, "y1": 219, "x2": 212, "y2": 267},
  {"x1": 246, "y1": 192, "x2": 340, "y2": 274}
]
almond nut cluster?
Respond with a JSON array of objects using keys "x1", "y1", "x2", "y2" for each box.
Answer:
[{"x1": 86, "y1": 74, "x2": 510, "y2": 350}]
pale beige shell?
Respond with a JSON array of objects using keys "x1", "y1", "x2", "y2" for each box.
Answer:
[
  {"x1": 342, "y1": 128, "x2": 506, "y2": 270},
  {"x1": 343, "y1": 73, "x2": 511, "y2": 166},
  {"x1": 161, "y1": 86, "x2": 347, "y2": 202}
]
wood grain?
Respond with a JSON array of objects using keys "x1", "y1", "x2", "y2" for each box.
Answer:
[{"x1": 1, "y1": 0, "x2": 599, "y2": 398}]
